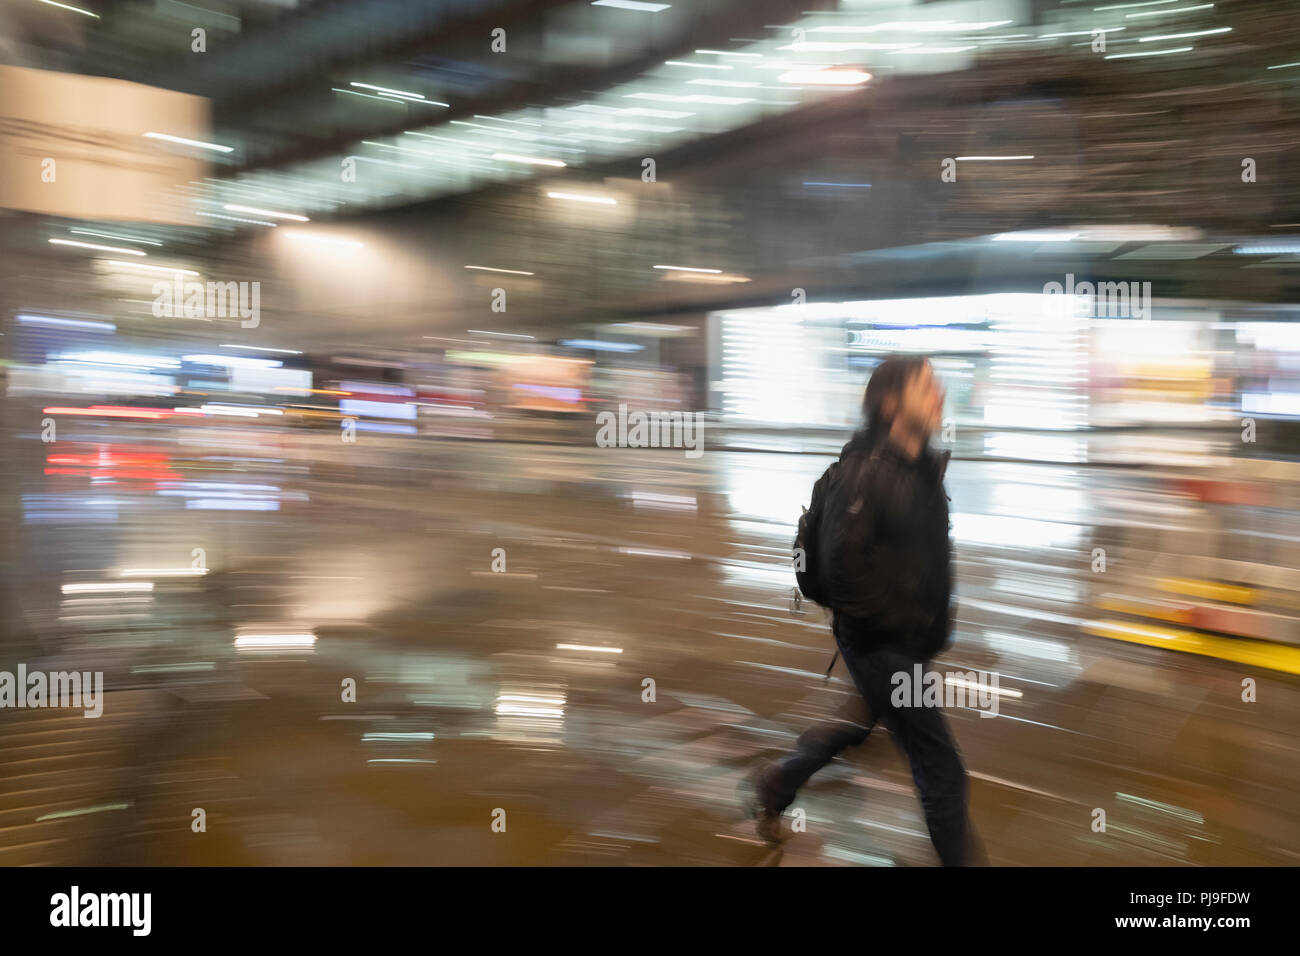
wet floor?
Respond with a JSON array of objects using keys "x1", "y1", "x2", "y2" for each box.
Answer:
[{"x1": 3, "y1": 434, "x2": 1298, "y2": 865}]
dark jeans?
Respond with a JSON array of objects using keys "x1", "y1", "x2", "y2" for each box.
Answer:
[{"x1": 759, "y1": 635, "x2": 981, "y2": 866}]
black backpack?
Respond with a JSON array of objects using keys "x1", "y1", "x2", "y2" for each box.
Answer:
[{"x1": 792, "y1": 459, "x2": 842, "y2": 609}]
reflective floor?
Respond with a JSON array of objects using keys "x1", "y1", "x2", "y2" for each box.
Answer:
[{"x1": 3, "y1": 433, "x2": 1298, "y2": 866}]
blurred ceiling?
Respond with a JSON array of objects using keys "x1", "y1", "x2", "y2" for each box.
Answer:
[{"x1": 9, "y1": 0, "x2": 1300, "y2": 343}]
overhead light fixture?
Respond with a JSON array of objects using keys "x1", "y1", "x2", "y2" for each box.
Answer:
[
  {"x1": 119, "y1": 568, "x2": 208, "y2": 577},
  {"x1": 490, "y1": 152, "x2": 567, "y2": 167},
  {"x1": 560, "y1": 340, "x2": 644, "y2": 353},
  {"x1": 49, "y1": 238, "x2": 146, "y2": 256},
  {"x1": 777, "y1": 69, "x2": 872, "y2": 85},
  {"x1": 1104, "y1": 45, "x2": 1193, "y2": 58},
  {"x1": 653, "y1": 264, "x2": 722, "y2": 273},
  {"x1": 17, "y1": 314, "x2": 116, "y2": 332},
  {"x1": 36, "y1": 0, "x2": 99, "y2": 18},
  {"x1": 197, "y1": 212, "x2": 278, "y2": 227},
  {"x1": 887, "y1": 46, "x2": 975, "y2": 54},
  {"x1": 777, "y1": 41, "x2": 921, "y2": 52},
  {"x1": 660, "y1": 271, "x2": 751, "y2": 284},
  {"x1": 234, "y1": 633, "x2": 317, "y2": 648},
  {"x1": 219, "y1": 344, "x2": 303, "y2": 354},
  {"x1": 62, "y1": 582, "x2": 154, "y2": 594},
  {"x1": 143, "y1": 132, "x2": 234, "y2": 153},
  {"x1": 223, "y1": 204, "x2": 309, "y2": 221},
  {"x1": 592, "y1": 0, "x2": 671, "y2": 10},
  {"x1": 695, "y1": 49, "x2": 763, "y2": 58},
  {"x1": 992, "y1": 231, "x2": 1081, "y2": 242},
  {"x1": 183, "y1": 354, "x2": 283, "y2": 368},
  {"x1": 104, "y1": 260, "x2": 200, "y2": 276},
  {"x1": 350, "y1": 82, "x2": 425, "y2": 100},
  {"x1": 608, "y1": 322, "x2": 694, "y2": 334},
  {"x1": 332, "y1": 88, "x2": 449, "y2": 107},
  {"x1": 464, "y1": 265, "x2": 535, "y2": 275},
  {"x1": 1139, "y1": 27, "x2": 1230, "y2": 41},
  {"x1": 1094, "y1": 0, "x2": 1180, "y2": 9},
  {"x1": 546, "y1": 191, "x2": 617, "y2": 205},
  {"x1": 955, "y1": 155, "x2": 1035, "y2": 161},
  {"x1": 664, "y1": 60, "x2": 732, "y2": 70},
  {"x1": 69, "y1": 229, "x2": 162, "y2": 247},
  {"x1": 1125, "y1": 3, "x2": 1214, "y2": 18}
]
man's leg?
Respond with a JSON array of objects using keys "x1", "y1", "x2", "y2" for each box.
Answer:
[
  {"x1": 850, "y1": 646, "x2": 974, "y2": 866},
  {"x1": 757, "y1": 693, "x2": 875, "y2": 814}
]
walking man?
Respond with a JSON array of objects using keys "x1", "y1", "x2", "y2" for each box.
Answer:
[{"x1": 753, "y1": 355, "x2": 982, "y2": 866}]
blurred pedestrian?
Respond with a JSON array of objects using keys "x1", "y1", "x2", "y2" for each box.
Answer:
[{"x1": 750, "y1": 355, "x2": 984, "y2": 865}]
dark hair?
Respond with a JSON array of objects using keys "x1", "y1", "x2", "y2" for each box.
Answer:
[{"x1": 862, "y1": 354, "x2": 929, "y2": 437}]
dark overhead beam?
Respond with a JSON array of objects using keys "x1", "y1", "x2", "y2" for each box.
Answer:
[{"x1": 214, "y1": 0, "x2": 834, "y2": 177}]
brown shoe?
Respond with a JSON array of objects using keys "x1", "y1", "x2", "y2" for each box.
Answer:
[{"x1": 754, "y1": 807, "x2": 784, "y2": 846}]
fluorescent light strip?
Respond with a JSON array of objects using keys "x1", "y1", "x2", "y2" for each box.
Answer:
[
  {"x1": 1105, "y1": 45, "x2": 1193, "y2": 58},
  {"x1": 224, "y1": 204, "x2": 309, "y2": 221},
  {"x1": 105, "y1": 260, "x2": 200, "y2": 275},
  {"x1": 546, "y1": 191, "x2": 617, "y2": 204},
  {"x1": 473, "y1": 114, "x2": 543, "y2": 127},
  {"x1": 219, "y1": 344, "x2": 302, "y2": 354},
  {"x1": 1094, "y1": 0, "x2": 1178, "y2": 9},
  {"x1": 954, "y1": 155, "x2": 1035, "y2": 161},
  {"x1": 592, "y1": 0, "x2": 671, "y2": 10},
  {"x1": 332, "y1": 87, "x2": 418, "y2": 106},
  {"x1": 992, "y1": 231, "x2": 1080, "y2": 241},
  {"x1": 464, "y1": 265, "x2": 535, "y2": 275},
  {"x1": 49, "y1": 238, "x2": 146, "y2": 256},
  {"x1": 1125, "y1": 3, "x2": 1213, "y2": 17},
  {"x1": 556, "y1": 643, "x2": 623, "y2": 653},
  {"x1": 695, "y1": 49, "x2": 763, "y2": 58},
  {"x1": 351, "y1": 82, "x2": 425, "y2": 100},
  {"x1": 234, "y1": 634, "x2": 317, "y2": 648},
  {"x1": 1039, "y1": 29, "x2": 1125, "y2": 38},
  {"x1": 69, "y1": 229, "x2": 162, "y2": 247},
  {"x1": 36, "y1": 0, "x2": 99, "y2": 18},
  {"x1": 653, "y1": 264, "x2": 722, "y2": 273},
  {"x1": 1139, "y1": 27, "x2": 1230, "y2": 41},
  {"x1": 17, "y1": 314, "x2": 115, "y2": 331},
  {"x1": 490, "y1": 152, "x2": 566, "y2": 167},
  {"x1": 120, "y1": 568, "x2": 208, "y2": 577},
  {"x1": 143, "y1": 132, "x2": 233, "y2": 153},
  {"x1": 886, "y1": 47, "x2": 974, "y2": 55},
  {"x1": 664, "y1": 60, "x2": 732, "y2": 69},
  {"x1": 777, "y1": 41, "x2": 922, "y2": 51},
  {"x1": 196, "y1": 212, "x2": 278, "y2": 227},
  {"x1": 448, "y1": 120, "x2": 523, "y2": 135},
  {"x1": 63, "y1": 582, "x2": 154, "y2": 594}
]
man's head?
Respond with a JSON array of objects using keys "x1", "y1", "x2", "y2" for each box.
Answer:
[{"x1": 863, "y1": 355, "x2": 944, "y2": 439}]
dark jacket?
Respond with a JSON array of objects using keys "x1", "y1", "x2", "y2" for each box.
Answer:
[{"x1": 819, "y1": 428, "x2": 954, "y2": 660}]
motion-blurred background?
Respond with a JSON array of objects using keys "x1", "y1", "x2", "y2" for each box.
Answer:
[{"x1": 1, "y1": 0, "x2": 1298, "y2": 866}]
